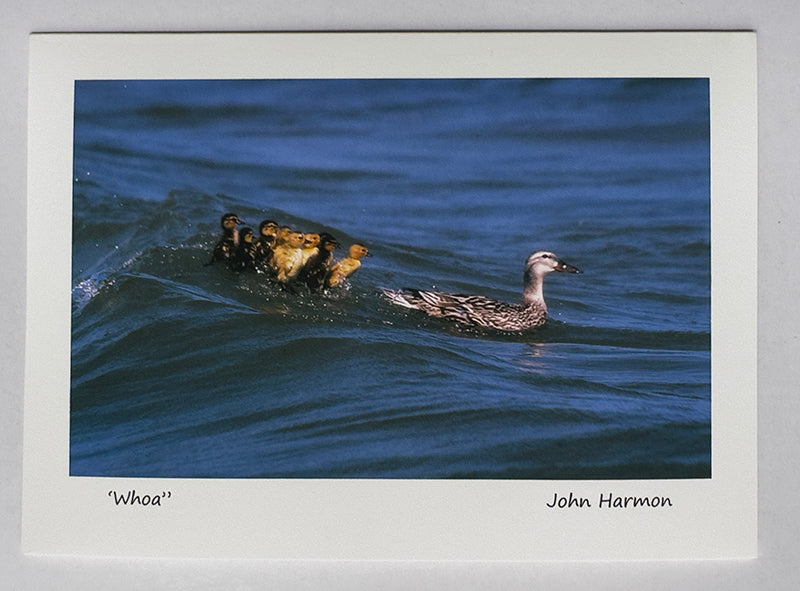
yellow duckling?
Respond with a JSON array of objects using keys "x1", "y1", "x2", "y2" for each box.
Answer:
[
  {"x1": 300, "y1": 232, "x2": 321, "y2": 265},
  {"x1": 271, "y1": 230, "x2": 305, "y2": 282},
  {"x1": 326, "y1": 243, "x2": 371, "y2": 288}
]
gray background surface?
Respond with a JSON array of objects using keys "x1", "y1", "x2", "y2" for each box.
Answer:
[{"x1": 2, "y1": 2, "x2": 797, "y2": 589}]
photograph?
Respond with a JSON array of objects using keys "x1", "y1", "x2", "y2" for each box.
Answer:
[{"x1": 69, "y1": 77, "x2": 711, "y2": 480}]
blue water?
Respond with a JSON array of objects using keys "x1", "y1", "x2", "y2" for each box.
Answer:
[{"x1": 70, "y1": 78, "x2": 710, "y2": 479}]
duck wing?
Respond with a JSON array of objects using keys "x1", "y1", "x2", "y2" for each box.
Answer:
[
  {"x1": 414, "y1": 290, "x2": 501, "y2": 310},
  {"x1": 383, "y1": 288, "x2": 547, "y2": 331},
  {"x1": 409, "y1": 289, "x2": 468, "y2": 307},
  {"x1": 383, "y1": 288, "x2": 473, "y2": 311},
  {"x1": 383, "y1": 288, "x2": 517, "y2": 321}
]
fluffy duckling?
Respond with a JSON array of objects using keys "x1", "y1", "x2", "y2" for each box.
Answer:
[
  {"x1": 209, "y1": 212, "x2": 243, "y2": 264},
  {"x1": 271, "y1": 230, "x2": 305, "y2": 282},
  {"x1": 382, "y1": 250, "x2": 581, "y2": 332},
  {"x1": 230, "y1": 227, "x2": 257, "y2": 272},
  {"x1": 254, "y1": 220, "x2": 278, "y2": 272},
  {"x1": 297, "y1": 233, "x2": 340, "y2": 292},
  {"x1": 326, "y1": 243, "x2": 370, "y2": 288}
]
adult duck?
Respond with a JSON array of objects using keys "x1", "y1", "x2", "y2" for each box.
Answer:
[{"x1": 382, "y1": 250, "x2": 581, "y2": 331}]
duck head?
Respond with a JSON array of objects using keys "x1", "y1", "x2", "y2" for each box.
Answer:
[
  {"x1": 303, "y1": 233, "x2": 321, "y2": 249},
  {"x1": 525, "y1": 251, "x2": 582, "y2": 277},
  {"x1": 287, "y1": 231, "x2": 305, "y2": 249},
  {"x1": 258, "y1": 220, "x2": 279, "y2": 238},
  {"x1": 239, "y1": 227, "x2": 254, "y2": 244},
  {"x1": 220, "y1": 212, "x2": 242, "y2": 231},
  {"x1": 522, "y1": 250, "x2": 581, "y2": 306},
  {"x1": 348, "y1": 244, "x2": 371, "y2": 260}
]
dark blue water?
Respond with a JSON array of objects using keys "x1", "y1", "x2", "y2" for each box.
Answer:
[{"x1": 70, "y1": 78, "x2": 710, "y2": 479}]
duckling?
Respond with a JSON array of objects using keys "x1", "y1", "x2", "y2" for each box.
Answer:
[
  {"x1": 254, "y1": 220, "x2": 278, "y2": 272},
  {"x1": 230, "y1": 227, "x2": 257, "y2": 272},
  {"x1": 326, "y1": 243, "x2": 371, "y2": 288},
  {"x1": 271, "y1": 230, "x2": 305, "y2": 282},
  {"x1": 274, "y1": 225, "x2": 292, "y2": 248},
  {"x1": 300, "y1": 232, "x2": 321, "y2": 265},
  {"x1": 382, "y1": 250, "x2": 581, "y2": 332},
  {"x1": 209, "y1": 212, "x2": 243, "y2": 264},
  {"x1": 297, "y1": 233, "x2": 340, "y2": 292}
]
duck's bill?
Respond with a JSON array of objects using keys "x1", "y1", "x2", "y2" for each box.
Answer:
[{"x1": 556, "y1": 260, "x2": 582, "y2": 274}]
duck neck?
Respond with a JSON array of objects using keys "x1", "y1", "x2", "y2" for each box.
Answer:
[{"x1": 522, "y1": 269, "x2": 546, "y2": 309}]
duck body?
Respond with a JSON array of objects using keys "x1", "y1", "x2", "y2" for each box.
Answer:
[
  {"x1": 210, "y1": 233, "x2": 236, "y2": 264},
  {"x1": 384, "y1": 289, "x2": 551, "y2": 331},
  {"x1": 253, "y1": 236, "x2": 275, "y2": 274},
  {"x1": 298, "y1": 251, "x2": 332, "y2": 291},
  {"x1": 383, "y1": 250, "x2": 581, "y2": 332},
  {"x1": 326, "y1": 257, "x2": 362, "y2": 288},
  {"x1": 229, "y1": 227, "x2": 257, "y2": 272},
  {"x1": 326, "y1": 244, "x2": 371, "y2": 288},
  {"x1": 231, "y1": 241, "x2": 258, "y2": 272},
  {"x1": 272, "y1": 247, "x2": 303, "y2": 282},
  {"x1": 271, "y1": 231, "x2": 305, "y2": 282}
]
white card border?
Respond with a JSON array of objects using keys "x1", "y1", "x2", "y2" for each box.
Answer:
[{"x1": 22, "y1": 32, "x2": 757, "y2": 560}]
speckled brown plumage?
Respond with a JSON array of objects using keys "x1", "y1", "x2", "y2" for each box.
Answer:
[{"x1": 383, "y1": 250, "x2": 581, "y2": 332}]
